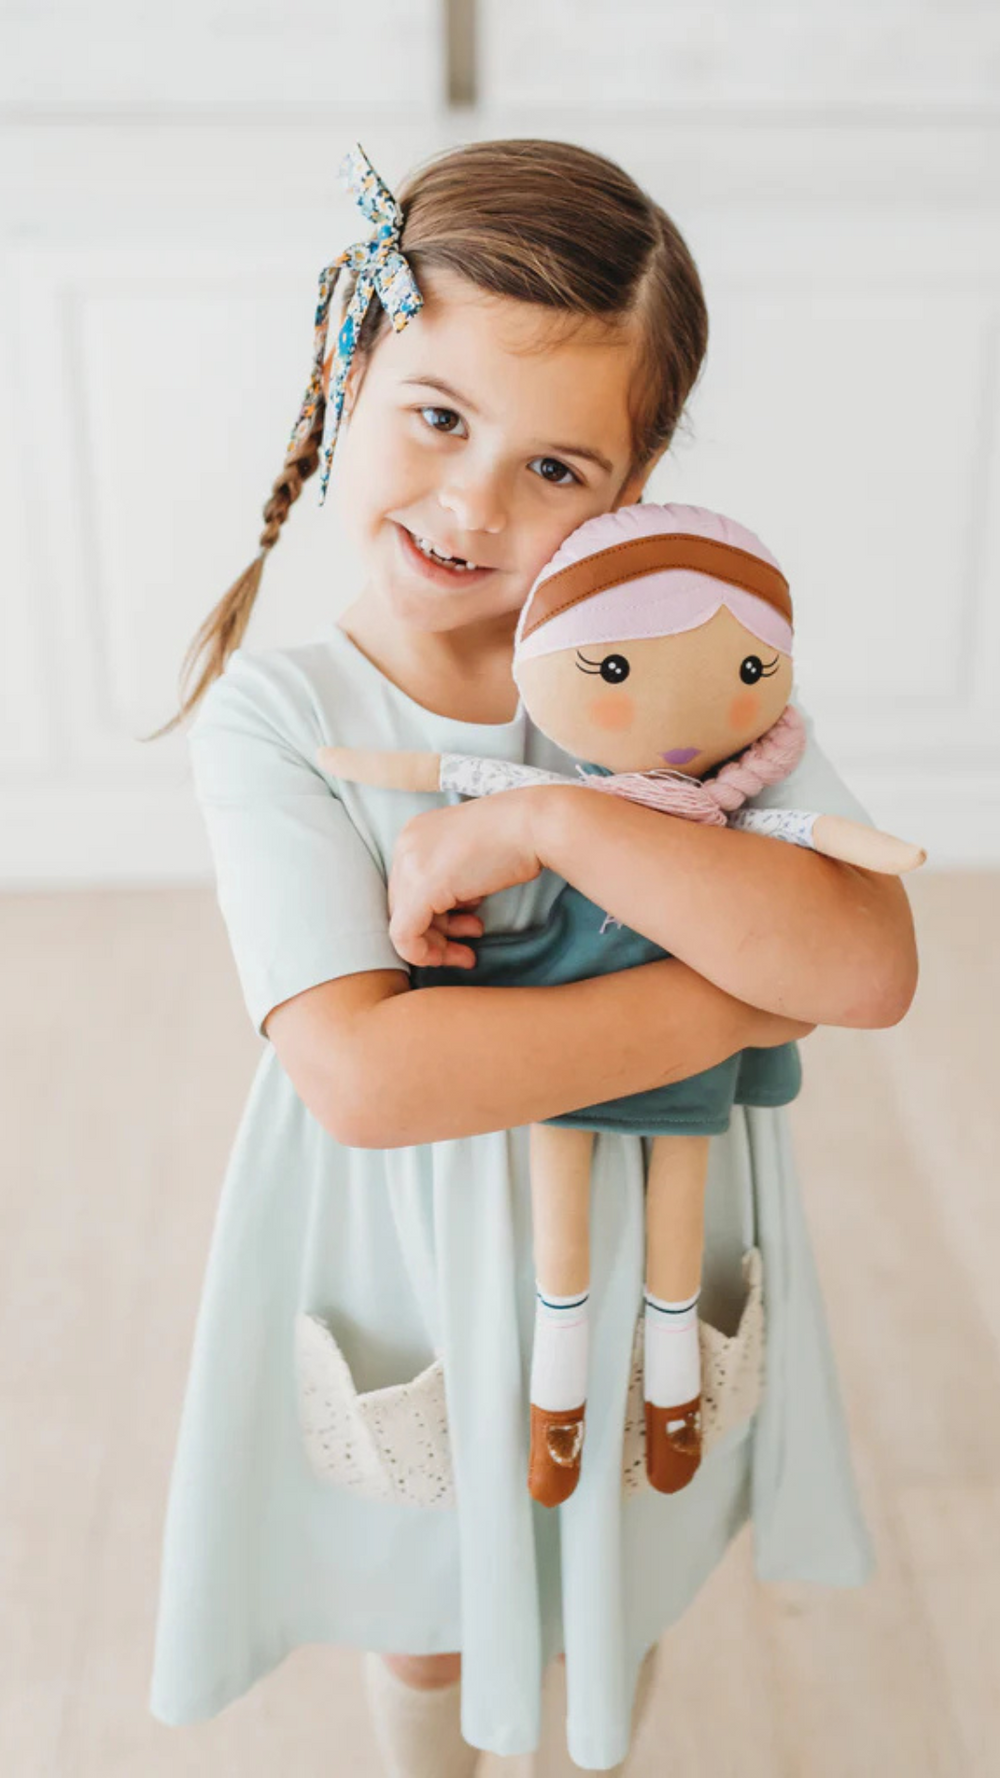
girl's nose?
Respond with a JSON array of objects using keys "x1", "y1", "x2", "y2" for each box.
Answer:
[{"x1": 437, "y1": 473, "x2": 506, "y2": 536}]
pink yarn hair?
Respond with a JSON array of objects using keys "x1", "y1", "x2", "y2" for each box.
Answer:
[{"x1": 575, "y1": 705, "x2": 807, "y2": 823}]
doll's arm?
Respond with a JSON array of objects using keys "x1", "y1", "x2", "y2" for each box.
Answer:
[
  {"x1": 728, "y1": 807, "x2": 926, "y2": 874},
  {"x1": 316, "y1": 745, "x2": 576, "y2": 797}
]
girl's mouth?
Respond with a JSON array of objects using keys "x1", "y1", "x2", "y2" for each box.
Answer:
[
  {"x1": 659, "y1": 746, "x2": 701, "y2": 766},
  {"x1": 395, "y1": 522, "x2": 496, "y2": 586}
]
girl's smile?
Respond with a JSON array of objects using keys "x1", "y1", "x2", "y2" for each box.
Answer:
[{"x1": 393, "y1": 519, "x2": 501, "y2": 586}]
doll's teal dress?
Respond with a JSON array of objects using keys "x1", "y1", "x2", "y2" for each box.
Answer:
[{"x1": 149, "y1": 625, "x2": 875, "y2": 1771}]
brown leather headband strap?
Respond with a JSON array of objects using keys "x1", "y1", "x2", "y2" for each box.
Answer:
[{"x1": 520, "y1": 532, "x2": 793, "y2": 643}]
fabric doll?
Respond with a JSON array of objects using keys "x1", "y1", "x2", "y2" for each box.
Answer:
[{"x1": 316, "y1": 503, "x2": 924, "y2": 1509}]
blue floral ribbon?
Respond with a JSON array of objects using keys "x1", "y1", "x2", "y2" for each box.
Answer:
[{"x1": 287, "y1": 143, "x2": 423, "y2": 504}]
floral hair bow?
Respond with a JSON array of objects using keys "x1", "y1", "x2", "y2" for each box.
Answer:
[{"x1": 287, "y1": 142, "x2": 423, "y2": 504}]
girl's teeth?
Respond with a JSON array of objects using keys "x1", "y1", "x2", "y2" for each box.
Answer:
[{"x1": 413, "y1": 533, "x2": 478, "y2": 571}]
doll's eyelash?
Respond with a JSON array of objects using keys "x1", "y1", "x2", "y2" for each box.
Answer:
[
  {"x1": 575, "y1": 651, "x2": 603, "y2": 674},
  {"x1": 759, "y1": 656, "x2": 781, "y2": 676}
]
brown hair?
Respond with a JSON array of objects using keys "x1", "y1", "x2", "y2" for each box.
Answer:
[{"x1": 146, "y1": 137, "x2": 708, "y2": 740}]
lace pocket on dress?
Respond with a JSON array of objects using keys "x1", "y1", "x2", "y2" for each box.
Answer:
[
  {"x1": 295, "y1": 1315, "x2": 455, "y2": 1508},
  {"x1": 296, "y1": 1243, "x2": 764, "y2": 1508},
  {"x1": 621, "y1": 1244, "x2": 765, "y2": 1496}
]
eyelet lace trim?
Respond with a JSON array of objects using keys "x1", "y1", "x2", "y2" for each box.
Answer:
[{"x1": 295, "y1": 1246, "x2": 764, "y2": 1507}]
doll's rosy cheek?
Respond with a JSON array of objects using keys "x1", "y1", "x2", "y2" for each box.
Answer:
[
  {"x1": 587, "y1": 693, "x2": 635, "y2": 732},
  {"x1": 728, "y1": 690, "x2": 759, "y2": 731}
]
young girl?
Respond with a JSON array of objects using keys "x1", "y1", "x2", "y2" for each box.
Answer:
[{"x1": 147, "y1": 139, "x2": 917, "y2": 1775}]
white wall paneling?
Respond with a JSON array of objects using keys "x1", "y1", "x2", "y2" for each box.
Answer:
[
  {"x1": 0, "y1": 2, "x2": 442, "y2": 111},
  {"x1": 0, "y1": 250, "x2": 48, "y2": 769},
  {"x1": 1, "y1": 96, "x2": 998, "y2": 878},
  {"x1": 482, "y1": 1, "x2": 1000, "y2": 112}
]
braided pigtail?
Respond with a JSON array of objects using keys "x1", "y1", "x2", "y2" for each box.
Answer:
[{"x1": 139, "y1": 405, "x2": 326, "y2": 741}]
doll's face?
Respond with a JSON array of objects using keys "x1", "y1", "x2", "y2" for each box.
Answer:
[{"x1": 515, "y1": 604, "x2": 793, "y2": 775}]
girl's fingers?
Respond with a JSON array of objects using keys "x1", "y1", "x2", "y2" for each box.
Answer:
[
  {"x1": 440, "y1": 943, "x2": 477, "y2": 968},
  {"x1": 406, "y1": 936, "x2": 477, "y2": 969},
  {"x1": 440, "y1": 913, "x2": 484, "y2": 937},
  {"x1": 390, "y1": 911, "x2": 480, "y2": 969}
]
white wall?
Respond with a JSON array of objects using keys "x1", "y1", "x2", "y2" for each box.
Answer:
[{"x1": 2, "y1": 2, "x2": 998, "y2": 882}]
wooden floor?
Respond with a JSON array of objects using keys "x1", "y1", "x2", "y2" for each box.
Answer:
[{"x1": 1, "y1": 872, "x2": 996, "y2": 1777}]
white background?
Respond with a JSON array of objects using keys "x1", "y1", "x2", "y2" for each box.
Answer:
[{"x1": 2, "y1": 0, "x2": 998, "y2": 881}]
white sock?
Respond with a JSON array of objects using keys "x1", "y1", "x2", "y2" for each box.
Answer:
[
  {"x1": 530, "y1": 1287, "x2": 589, "y2": 1412},
  {"x1": 643, "y1": 1288, "x2": 701, "y2": 1411},
  {"x1": 362, "y1": 1652, "x2": 479, "y2": 1778}
]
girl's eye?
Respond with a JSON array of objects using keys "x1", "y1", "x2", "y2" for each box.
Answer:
[
  {"x1": 576, "y1": 649, "x2": 630, "y2": 682},
  {"x1": 529, "y1": 455, "x2": 579, "y2": 487},
  {"x1": 739, "y1": 653, "x2": 780, "y2": 684},
  {"x1": 419, "y1": 406, "x2": 467, "y2": 437}
]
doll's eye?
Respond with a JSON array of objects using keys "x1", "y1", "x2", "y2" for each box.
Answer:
[
  {"x1": 576, "y1": 649, "x2": 631, "y2": 682},
  {"x1": 739, "y1": 654, "x2": 780, "y2": 684}
]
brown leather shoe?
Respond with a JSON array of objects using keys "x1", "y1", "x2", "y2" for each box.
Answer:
[
  {"x1": 644, "y1": 1395, "x2": 702, "y2": 1494},
  {"x1": 528, "y1": 1403, "x2": 586, "y2": 1507}
]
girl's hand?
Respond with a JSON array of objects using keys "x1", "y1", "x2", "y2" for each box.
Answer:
[{"x1": 388, "y1": 788, "x2": 547, "y2": 968}]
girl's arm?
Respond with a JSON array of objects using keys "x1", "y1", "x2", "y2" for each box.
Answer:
[
  {"x1": 386, "y1": 784, "x2": 918, "y2": 1031},
  {"x1": 530, "y1": 784, "x2": 918, "y2": 1029},
  {"x1": 264, "y1": 959, "x2": 812, "y2": 1151}
]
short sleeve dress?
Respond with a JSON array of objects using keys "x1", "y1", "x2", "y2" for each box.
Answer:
[{"x1": 149, "y1": 624, "x2": 875, "y2": 1772}]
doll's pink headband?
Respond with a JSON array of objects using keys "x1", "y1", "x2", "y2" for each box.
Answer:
[{"x1": 513, "y1": 504, "x2": 794, "y2": 668}]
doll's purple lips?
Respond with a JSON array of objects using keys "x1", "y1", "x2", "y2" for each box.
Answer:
[{"x1": 660, "y1": 747, "x2": 700, "y2": 766}]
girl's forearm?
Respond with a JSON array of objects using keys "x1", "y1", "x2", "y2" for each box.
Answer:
[
  {"x1": 526, "y1": 785, "x2": 918, "y2": 1029},
  {"x1": 341, "y1": 960, "x2": 808, "y2": 1149}
]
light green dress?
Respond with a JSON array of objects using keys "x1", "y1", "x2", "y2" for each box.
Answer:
[{"x1": 149, "y1": 624, "x2": 875, "y2": 1771}]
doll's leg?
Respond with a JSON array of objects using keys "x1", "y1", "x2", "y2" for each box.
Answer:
[
  {"x1": 643, "y1": 1134, "x2": 709, "y2": 1494},
  {"x1": 528, "y1": 1122, "x2": 594, "y2": 1508}
]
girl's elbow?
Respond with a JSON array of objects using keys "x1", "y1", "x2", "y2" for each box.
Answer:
[
  {"x1": 327, "y1": 1053, "x2": 438, "y2": 1148},
  {"x1": 874, "y1": 952, "x2": 919, "y2": 1028},
  {"x1": 325, "y1": 1069, "x2": 404, "y2": 1148},
  {"x1": 847, "y1": 876, "x2": 920, "y2": 1029},
  {"x1": 848, "y1": 938, "x2": 919, "y2": 1029}
]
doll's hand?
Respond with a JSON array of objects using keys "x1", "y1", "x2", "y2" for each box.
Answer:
[{"x1": 388, "y1": 788, "x2": 547, "y2": 968}]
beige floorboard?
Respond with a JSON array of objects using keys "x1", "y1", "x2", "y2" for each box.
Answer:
[
  {"x1": 896, "y1": 1485, "x2": 1000, "y2": 1778},
  {"x1": 0, "y1": 872, "x2": 995, "y2": 1775}
]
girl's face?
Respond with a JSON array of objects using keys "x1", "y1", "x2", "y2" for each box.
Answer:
[
  {"x1": 515, "y1": 606, "x2": 794, "y2": 774},
  {"x1": 333, "y1": 267, "x2": 648, "y2": 637}
]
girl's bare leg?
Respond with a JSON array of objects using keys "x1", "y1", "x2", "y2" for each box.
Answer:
[
  {"x1": 364, "y1": 1651, "x2": 477, "y2": 1778},
  {"x1": 643, "y1": 1134, "x2": 709, "y2": 1493},
  {"x1": 528, "y1": 1122, "x2": 594, "y2": 1506}
]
